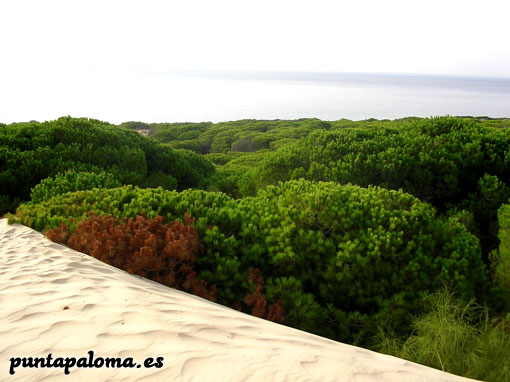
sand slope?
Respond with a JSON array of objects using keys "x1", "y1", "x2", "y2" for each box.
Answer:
[{"x1": 0, "y1": 219, "x2": 479, "y2": 381}]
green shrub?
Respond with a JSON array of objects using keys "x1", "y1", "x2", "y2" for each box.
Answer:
[
  {"x1": 0, "y1": 117, "x2": 215, "y2": 214},
  {"x1": 30, "y1": 171, "x2": 122, "y2": 203},
  {"x1": 492, "y1": 204, "x2": 510, "y2": 303},
  {"x1": 234, "y1": 180, "x2": 488, "y2": 341},
  {"x1": 0, "y1": 195, "x2": 21, "y2": 217},
  {"x1": 142, "y1": 171, "x2": 177, "y2": 190},
  {"x1": 461, "y1": 174, "x2": 510, "y2": 254},
  {"x1": 207, "y1": 150, "x2": 272, "y2": 197}
]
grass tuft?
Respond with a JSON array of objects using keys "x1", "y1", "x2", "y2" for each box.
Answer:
[{"x1": 373, "y1": 289, "x2": 510, "y2": 382}]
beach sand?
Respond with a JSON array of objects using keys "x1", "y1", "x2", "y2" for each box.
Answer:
[{"x1": 0, "y1": 219, "x2": 479, "y2": 381}]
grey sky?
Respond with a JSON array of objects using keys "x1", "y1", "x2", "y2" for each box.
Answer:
[
  {"x1": 1, "y1": 0, "x2": 510, "y2": 123},
  {"x1": 1, "y1": 0, "x2": 509, "y2": 77}
]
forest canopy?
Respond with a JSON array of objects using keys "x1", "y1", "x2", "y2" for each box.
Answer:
[{"x1": 0, "y1": 116, "x2": 214, "y2": 214}]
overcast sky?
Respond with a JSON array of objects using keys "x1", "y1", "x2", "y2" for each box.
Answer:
[
  {"x1": 1, "y1": 0, "x2": 510, "y2": 77},
  {"x1": 1, "y1": 0, "x2": 510, "y2": 123}
]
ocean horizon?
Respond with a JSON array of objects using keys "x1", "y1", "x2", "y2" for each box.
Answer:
[{"x1": 2, "y1": 71, "x2": 510, "y2": 124}]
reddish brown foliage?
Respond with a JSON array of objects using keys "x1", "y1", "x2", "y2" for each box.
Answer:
[
  {"x1": 266, "y1": 303, "x2": 285, "y2": 323},
  {"x1": 244, "y1": 268, "x2": 285, "y2": 324},
  {"x1": 46, "y1": 213, "x2": 216, "y2": 301},
  {"x1": 45, "y1": 223, "x2": 70, "y2": 244}
]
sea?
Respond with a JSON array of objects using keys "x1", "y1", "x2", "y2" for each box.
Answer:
[
  {"x1": 148, "y1": 71, "x2": 510, "y2": 123},
  {"x1": 3, "y1": 71, "x2": 510, "y2": 123}
]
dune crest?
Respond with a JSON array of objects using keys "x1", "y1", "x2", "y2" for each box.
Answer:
[{"x1": 0, "y1": 219, "x2": 478, "y2": 381}]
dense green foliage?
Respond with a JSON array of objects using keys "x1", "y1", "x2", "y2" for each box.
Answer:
[
  {"x1": 238, "y1": 117, "x2": 510, "y2": 256},
  {"x1": 492, "y1": 203, "x2": 510, "y2": 306},
  {"x1": 206, "y1": 150, "x2": 270, "y2": 197},
  {"x1": 256, "y1": 117, "x2": 510, "y2": 205},
  {"x1": 11, "y1": 180, "x2": 488, "y2": 342},
  {"x1": 144, "y1": 116, "x2": 510, "y2": 262},
  {"x1": 30, "y1": 170, "x2": 121, "y2": 203},
  {"x1": 0, "y1": 117, "x2": 215, "y2": 215},
  {"x1": 119, "y1": 118, "x2": 510, "y2": 255},
  {"x1": 144, "y1": 117, "x2": 510, "y2": 252},
  {"x1": 499, "y1": 204, "x2": 510, "y2": 271},
  {"x1": 133, "y1": 118, "x2": 330, "y2": 154}
]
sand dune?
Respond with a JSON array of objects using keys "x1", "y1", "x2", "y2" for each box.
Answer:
[{"x1": 0, "y1": 219, "x2": 479, "y2": 381}]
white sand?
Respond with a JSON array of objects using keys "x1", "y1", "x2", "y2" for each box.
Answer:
[{"x1": 0, "y1": 219, "x2": 479, "y2": 382}]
